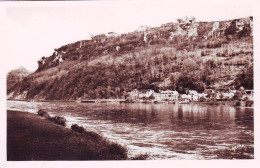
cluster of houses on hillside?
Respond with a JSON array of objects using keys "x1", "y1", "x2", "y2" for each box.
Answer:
[{"x1": 128, "y1": 88, "x2": 254, "y2": 103}]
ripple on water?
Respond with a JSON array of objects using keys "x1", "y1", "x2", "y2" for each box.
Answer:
[{"x1": 7, "y1": 101, "x2": 254, "y2": 159}]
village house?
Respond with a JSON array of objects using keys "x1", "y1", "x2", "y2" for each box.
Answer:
[
  {"x1": 181, "y1": 94, "x2": 192, "y2": 102},
  {"x1": 192, "y1": 95, "x2": 199, "y2": 101},
  {"x1": 216, "y1": 92, "x2": 224, "y2": 100},
  {"x1": 127, "y1": 87, "x2": 251, "y2": 103},
  {"x1": 138, "y1": 89, "x2": 155, "y2": 99},
  {"x1": 216, "y1": 89, "x2": 236, "y2": 100},
  {"x1": 225, "y1": 90, "x2": 236, "y2": 99},
  {"x1": 188, "y1": 90, "x2": 198, "y2": 95},
  {"x1": 204, "y1": 89, "x2": 215, "y2": 98},
  {"x1": 128, "y1": 89, "x2": 161, "y2": 100},
  {"x1": 160, "y1": 90, "x2": 179, "y2": 101},
  {"x1": 187, "y1": 90, "x2": 199, "y2": 101},
  {"x1": 245, "y1": 90, "x2": 254, "y2": 100},
  {"x1": 197, "y1": 93, "x2": 208, "y2": 100},
  {"x1": 153, "y1": 92, "x2": 162, "y2": 101},
  {"x1": 128, "y1": 89, "x2": 139, "y2": 100}
]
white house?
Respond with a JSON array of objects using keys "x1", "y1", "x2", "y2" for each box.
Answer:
[
  {"x1": 197, "y1": 93, "x2": 208, "y2": 100},
  {"x1": 245, "y1": 90, "x2": 254, "y2": 100},
  {"x1": 154, "y1": 92, "x2": 162, "y2": 101},
  {"x1": 138, "y1": 89, "x2": 155, "y2": 99},
  {"x1": 188, "y1": 90, "x2": 198, "y2": 95},
  {"x1": 188, "y1": 90, "x2": 199, "y2": 101},
  {"x1": 160, "y1": 90, "x2": 179, "y2": 101},
  {"x1": 215, "y1": 89, "x2": 238, "y2": 100},
  {"x1": 128, "y1": 89, "x2": 139, "y2": 99},
  {"x1": 192, "y1": 95, "x2": 199, "y2": 101},
  {"x1": 181, "y1": 94, "x2": 192, "y2": 101}
]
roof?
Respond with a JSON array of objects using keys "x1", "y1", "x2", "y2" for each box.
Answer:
[
  {"x1": 188, "y1": 90, "x2": 198, "y2": 95},
  {"x1": 204, "y1": 89, "x2": 214, "y2": 94},
  {"x1": 160, "y1": 90, "x2": 179, "y2": 94}
]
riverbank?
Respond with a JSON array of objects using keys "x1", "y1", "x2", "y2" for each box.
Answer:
[
  {"x1": 7, "y1": 110, "x2": 127, "y2": 160},
  {"x1": 7, "y1": 98, "x2": 253, "y2": 108},
  {"x1": 124, "y1": 99, "x2": 254, "y2": 107},
  {"x1": 199, "y1": 100, "x2": 254, "y2": 107}
]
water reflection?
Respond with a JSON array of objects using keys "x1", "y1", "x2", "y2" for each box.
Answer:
[{"x1": 234, "y1": 108, "x2": 254, "y2": 130}]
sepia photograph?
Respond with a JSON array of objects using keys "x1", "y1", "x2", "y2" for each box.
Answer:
[{"x1": 1, "y1": 0, "x2": 260, "y2": 167}]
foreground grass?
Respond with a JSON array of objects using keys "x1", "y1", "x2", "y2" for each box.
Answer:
[{"x1": 7, "y1": 110, "x2": 127, "y2": 160}]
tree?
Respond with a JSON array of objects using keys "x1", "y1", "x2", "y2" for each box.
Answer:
[
  {"x1": 234, "y1": 89, "x2": 243, "y2": 100},
  {"x1": 115, "y1": 87, "x2": 121, "y2": 98},
  {"x1": 174, "y1": 72, "x2": 205, "y2": 93},
  {"x1": 224, "y1": 20, "x2": 237, "y2": 36},
  {"x1": 233, "y1": 66, "x2": 253, "y2": 89},
  {"x1": 170, "y1": 73, "x2": 180, "y2": 90},
  {"x1": 219, "y1": 92, "x2": 225, "y2": 100}
]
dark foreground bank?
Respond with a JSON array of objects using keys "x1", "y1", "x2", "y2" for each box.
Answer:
[{"x1": 7, "y1": 110, "x2": 128, "y2": 160}]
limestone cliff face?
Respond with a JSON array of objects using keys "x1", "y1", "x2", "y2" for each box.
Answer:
[{"x1": 36, "y1": 17, "x2": 253, "y2": 73}]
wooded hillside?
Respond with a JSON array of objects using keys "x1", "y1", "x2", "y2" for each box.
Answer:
[{"x1": 7, "y1": 16, "x2": 253, "y2": 100}]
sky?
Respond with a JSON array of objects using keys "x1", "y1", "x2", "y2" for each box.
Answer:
[{"x1": 0, "y1": 0, "x2": 254, "y2": 72}]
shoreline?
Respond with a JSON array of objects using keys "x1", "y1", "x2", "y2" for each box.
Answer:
[
  {"x1": 7, "y1": 98, "x2": 254, "y2": 107},
  {"x1": 7, "y1": 110, "x2": 128, "y2": 160}
]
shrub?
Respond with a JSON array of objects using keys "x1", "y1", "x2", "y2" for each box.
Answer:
[
  {"x1": 245, "y1": 100, "x2": 253, "y2": 107},
  {"x1": 201, "y1": 50, "x2": 211, "y2": 57},
  {"x1": 131, "y1": 153, "x2": 149, "y2": 160},
  {"x1": 109, "y1": 143, "x2": 127, "y2": 159},
  {"x1": 201, "y1": 51, "x2": 206, "y2": 56},
  {"x1": 48, "y1": 116, "x2": 66, "y2": 126},
  {"x1": 37, "y1": 109, "x2": 46, "y2": 116},
  {"x1": 37, "y1": 109, "x2": 50, "y2": 119},
  {"x1": 84, "y1": 131, "x2": 101, "y2": 140},
  {"x1": 71, "y1": 124, "x2": 85, "y2": 133},
  {"x1": 235, "y1": 101, "x2": 241, "y2": 106}
]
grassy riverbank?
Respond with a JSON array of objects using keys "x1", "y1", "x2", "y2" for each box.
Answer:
[{"x1": 7, "y1": 110, "x2": 127, "y2": 160}]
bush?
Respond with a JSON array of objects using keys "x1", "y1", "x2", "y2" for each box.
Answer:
[
  {"x1": 245, "y1": 100, "x2": 253, "y2": 107},
  {"x1": 84, "y1": 131, "x2": 101, "y2": 140},
  {"x1": 37, "y1": 109, "x2": 50, "y2": 119},
  {"x1": 71, "y1": 124, "x2": 85, "y2": 133},
  {"x1": 131, "y1": 153, "x2": 149, "y2": 160},
  {"x1": 48, "y1": 116, "x2": 66, "y2": 126},
  {"x1": 37, "y1": 109, "x2": 46, "y2": 116},
  {"x1": 201, "y1": 50, "x2": 211, "y2": 57},
  {"x1": 235, "y1": 101, "x2": 241, "y2": 106},
  {"x1": 201, "y1": 51, "x2": 206, "y2": 56},
  {"x1": 109, "y1": 143, "x2": 127, "y2": 159}
]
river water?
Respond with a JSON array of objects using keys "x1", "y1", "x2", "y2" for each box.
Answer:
[{"x1": 7, "y1": 101, "x2": 254, "y2": 159}]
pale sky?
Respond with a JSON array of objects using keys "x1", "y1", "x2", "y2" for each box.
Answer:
[{"x1": 0, "y1": 0, "x2": 254, "y2": 72}]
